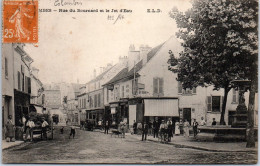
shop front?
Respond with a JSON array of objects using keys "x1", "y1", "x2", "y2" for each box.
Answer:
[
  {"x1": 86, "y1": 109, "x2": 104, "y2": 127},
  {"x1": 14, "y1": 90, "x2": 30, "y2": 126},
  {"x1": 109, "y1": 99, "x2": 129, "y2": 129},
  {"x1": 128, "y1": 97, "x2": 179, "y2": 130}
]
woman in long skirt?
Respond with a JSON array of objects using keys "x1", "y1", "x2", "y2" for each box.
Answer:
[
  {"x1": 183, "y1": 119, "x2": 190, "y2": 137},
  {"x1": 175, "y1": 121, "x2": 180, "y2": 135}
]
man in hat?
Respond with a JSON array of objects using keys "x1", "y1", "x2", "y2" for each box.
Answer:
[
  {"x1": 41, "y1": 117, "x2": 49, "y2": 140},
  {"x1": 25, "y1": 117, "x2": 35, "y2": 142}
]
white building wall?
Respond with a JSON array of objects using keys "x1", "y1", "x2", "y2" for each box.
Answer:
[{"x1": 137, "y1": 36, "x2": 258, "y2": 126}]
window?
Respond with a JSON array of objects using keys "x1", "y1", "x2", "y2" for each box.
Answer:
[
  {"x1": 121, "y1": 86, "x2": 124, "y2": 98},
  {"x1": 89, "y1": 96, "x2": 93, "y2": 108},
  {"x1": 107, "y1": 89, "x2": 109, "y2": 102},
  {"x1": 5, "y1": 58, "x2": 8, "y2": 78},
  {"x1": 207, "y1": 96, "x2": 223, "y2": 112},
  {"x1": 153, "y1": 77, "x2": 164, "y2": 96},
  {"x1": 126, "y1": 85, "x2": 129, "y2": 93},
  {"x1": 18, "y1": 71, "x2": 21, "y2": 90},
  {"x1": 232, "y1": 89, "x2": 238, "y2": 103},
  {"x1": 94, "y1": 94, "x2": 97, "y2": 107},
  {"x1": 28, "y1": 77, "x2": 31, "y2": 94},
  {"x1": 98, "y1": 93, "x2": 101, "y2": 107},
  {"x1": 22, "y1": 73, "x2": 25, "y2": 91},
  {"x1": 178, "y1": 82, "x2": 196, "y2": 95},
  {"x1": 25, "y1": 76, "x2": 28, "y2": 93}
]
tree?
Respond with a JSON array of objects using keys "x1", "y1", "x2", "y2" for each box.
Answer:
[{"x1": 168, "y1": 0, "x2": 258, "y2": 128}]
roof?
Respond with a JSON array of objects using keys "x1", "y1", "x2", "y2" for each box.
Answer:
[
  {"x1": 103, "y1": 67, "x2": 129, "y2": 85},
  {"x1": 147, "y1": 42, "x2": 164, "y2": 62},
  {"x1": 86, "y1": 65, "x2": 114, "y2": 84},
  {"x1": 103, "y1": 43, "x2": 164, "y2": 86}
]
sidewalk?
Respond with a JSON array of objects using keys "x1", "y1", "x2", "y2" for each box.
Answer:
[
  {"x1": 2, "y1": 134, "x2": 42, "y2": 150},
  {"x1": 141, "y1": 134, "x2": 257, "y2": 152},
  {"x1": 2, "y1": 140, "x2": 24, "y2": 150}
]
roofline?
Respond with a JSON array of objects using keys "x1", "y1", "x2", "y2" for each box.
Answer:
[{"x1": 86, "y1": 64, "x2": 116, "y2": 84}]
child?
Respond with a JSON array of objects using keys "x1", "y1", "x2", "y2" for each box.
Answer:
[{"x1": 69, "y1": 126, "x2": 76, "y2": 139}]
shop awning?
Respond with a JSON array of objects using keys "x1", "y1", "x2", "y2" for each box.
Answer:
[
  {"x1": 111, "y1": 107, "x2": 116, "y2": 114},
  {"x1": 144, "y1": 99, "x2": 178, "y2": 117}
]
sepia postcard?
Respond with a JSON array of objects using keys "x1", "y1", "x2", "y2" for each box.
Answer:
[{"x1": 1, "y1": 0, "x2": 258, "y2": 164}]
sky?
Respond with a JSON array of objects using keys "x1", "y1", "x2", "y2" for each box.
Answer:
[{"x1": 24, "y1": 0, "x2": 192, "y2": 84}]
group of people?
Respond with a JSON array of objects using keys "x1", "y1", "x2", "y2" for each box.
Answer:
[
  {"x1": 131, "y1": 117, "x2": 212, "y2": 142},
  {"x1": 4, "y1": 115, "x2": 49, "y2": 142}
]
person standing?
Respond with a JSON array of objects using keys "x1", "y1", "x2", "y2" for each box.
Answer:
[
  {"x1": 159, "y1": 120, "x2": 168, "y2": 142},
  {"x1": 133, "y1": 120, "x2": 137, "y2": 134},
  {"x1": 104, "y1": 120, "x2": 109, "y2": 134},
  {"x1": 69, "y1": 126, "x2": 76, "y2": 139},
  {"x1": 167, "y1": 118, "x2": 173, "y2": 142},
  {"x1": 153, "y1": 119, "x2": 159, "y2": 138},
  {"x1": 5, "y1": 115, "x2": 15, "y2": 142},
  {"x1": 142, "y1": 122, "x2": 149, "y2": 141},
  {"x1": 41, "y1": 117, "x2": 49, "y2": 140},
  {"x1": 148, "y1": 120, "x2": 152, "y2": 136},
  {"x1": 119, "y1": 120, "x2": 126, "y2": 138},
  {"x1": 192, "y1": 119, "x2": 199, "y2": 137},
  {"x1": 183, "y1": 119, "x2": 190, "y2": 138},
  {"x1": 175, "y1": 120, "x2": 180, "y2": 135},
  {"x1": 200, "y1": 117, "x2": 206, "y2": 126},
  {"x1": 212, "y1": 118, "x2": 217, "y2": 126},
  {"x1": 25, "y1": 118, "x2": 35, "y2": 142}
]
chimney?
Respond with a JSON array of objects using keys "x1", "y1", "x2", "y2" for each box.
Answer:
[
  {"x1": 129, "y1": 44, "x2": 135, "y2": 51},
  {"x1": 119, "y1": 56, "x2": 128, "y2": 67},
  {"x1": 93, "y1": 69, "x2": 96, "y2": 78},
  {"x1": 128, "y1": 44, "x2": 140, "y2": 71},
  {"x1": 140, "y1": 45, "x2": 152, "y2": 65}
]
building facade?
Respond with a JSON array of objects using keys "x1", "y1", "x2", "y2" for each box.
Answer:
[{"x1": 2, "y1": 44, "x2": 15, "y2": 138}]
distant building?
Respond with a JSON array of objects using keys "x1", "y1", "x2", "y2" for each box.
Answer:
[{"x1": 30, "y1": 67, "x2": 45, "y2": 114}]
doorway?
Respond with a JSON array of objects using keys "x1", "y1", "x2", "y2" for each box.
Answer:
[{"x1": 183, "y1": 108, "x2": 191, "y2": 124}]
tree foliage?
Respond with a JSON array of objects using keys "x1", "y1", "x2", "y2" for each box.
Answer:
[{"x1": 168, "y1": 0, "x2": 258, "y2": 124}]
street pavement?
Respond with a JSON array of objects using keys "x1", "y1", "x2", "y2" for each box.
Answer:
[{"x1": 2, "y1": 126, "x2": 258, "y2": 164}]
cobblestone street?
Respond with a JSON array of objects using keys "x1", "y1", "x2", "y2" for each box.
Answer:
[{"x1": 2, "y1": 127, "x2": 257, "y2": 164}]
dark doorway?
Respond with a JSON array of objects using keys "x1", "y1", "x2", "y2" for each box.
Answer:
[{"x1": 183, "y1": 108, "x2": 191, "y2": 124}]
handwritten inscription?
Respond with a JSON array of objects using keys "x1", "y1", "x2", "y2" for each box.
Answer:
[
  {"x1": 107, "y1": 14, "x2": 124, "y2": 24},
  {"x1": 54, "y1": 0, "x2": 82, "y2": 6}
]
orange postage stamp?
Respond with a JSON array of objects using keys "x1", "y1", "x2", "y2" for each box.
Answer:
[{"x1": 3, "y1": 0, "x2": 38, "y2": 43}]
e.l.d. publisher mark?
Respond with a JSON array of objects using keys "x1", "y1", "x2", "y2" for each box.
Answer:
[{"x1": 3, "y1": 0, "x2": 38, "y2": 43}]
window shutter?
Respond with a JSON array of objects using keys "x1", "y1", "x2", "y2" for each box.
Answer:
[
  {"x1": 159, "y1": 78, "x2": 164, "y2": 95},
  {"x1": 178, "y1": 82, "x2": 182, "y2": 93},
  {"x1": 207, "y1": 96, "x2": 212, "y2": 112},
  {"x1": 153, "y1": 78, "x2": 158, "y2": 96},
  {"x1": 192, "y1": 87, "x2": 196, "y2": 94},
  {"x1": 25, "y1": 76, "x2": 28, "y2": 93},
  {"x1": 18, "y1": 71, "x2": 21, "y2": 90},
  {"x1": 28, "y1": 77, "x2": 31, "y2": 94}
]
